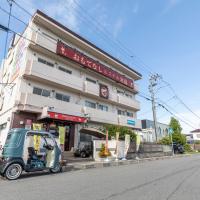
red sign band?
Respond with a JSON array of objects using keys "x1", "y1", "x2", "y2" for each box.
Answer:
[
  {"x1": 48, "y1": 112, "x2": 87, "y2": 123},
  {"x1": 56, "y1": 41, "x2": 134, "y2": 89}
]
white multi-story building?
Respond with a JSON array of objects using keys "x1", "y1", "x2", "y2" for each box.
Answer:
[{"x1": 0, "y1": 10, "x2": 142, "y2": 151}]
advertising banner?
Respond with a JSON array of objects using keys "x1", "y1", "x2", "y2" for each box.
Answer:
[
  {"x1": 32, "y1": 123, "x2": 42, "y2": 131},
  {"x1": 124, "y1": 134, "x2": 130, "y2": 158},
  {"x1": 136, "y1": 133, "x2": 141, "y2": 152},
  {"x1": 115, "y1": 132, "x2": 119, "y2": 159},
  {"x1": 58, "y1": 126, "x2": 65, "y2": 145},
  {"x1": 32, "y1": 123, "x2": 42, "y2": 152},
  {"x1": 33, "y1": 135, "x2": 41, "y2": 153}
]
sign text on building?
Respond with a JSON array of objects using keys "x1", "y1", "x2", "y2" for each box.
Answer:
[{"x1": 56, "y1": 41, "x2": 134, "y2": 89}]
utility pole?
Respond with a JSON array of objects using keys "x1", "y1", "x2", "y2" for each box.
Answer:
[
  {"x1": 4, "y1": 0, "x2": 13, "y2": 58},
  {"x1": 149, "y1": 74, "x2": 161, "y2": 142}
]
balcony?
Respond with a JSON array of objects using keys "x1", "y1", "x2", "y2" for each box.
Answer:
[
  {"x1": 17, "y1": 93, "x2": 141, "y2": 128},
  {"x1": 31, "y1": 32, "x2": 57, "y2": 53},
  {"x1": 22, "y1": 59, "x2": 140, "y2": 110},
  {"x1": 83, "y1": 107, "x2": 118, "y2": 125},
  {"x1": 23, "y1": 60, "x2": 84, "y2": 92},
  {"x1": 117, "y1": 94, "x2": 140, "y2": 111},
  {"x1": 30, "y1": 32, "x2": 140, "y2": 94},
  {"x1": 83, "y1": 81, "x2": 99, "y2": 96},
  {"x1": 18, "y1": 93, "x2": 83, "y2": 117},
  {"x1": 134, "y1": 83, "x2": 139, "y2": 94}
]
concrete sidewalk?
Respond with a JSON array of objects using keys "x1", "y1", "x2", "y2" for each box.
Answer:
[{"x1": 62, "y1": 154, "x2": 195, "y2": 172}]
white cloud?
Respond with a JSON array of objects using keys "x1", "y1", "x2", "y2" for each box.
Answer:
[
  {"x1": 44, "y1": 0, "x2": 79, "y2": 31},
  {"x1": 113, "y1": 18, "x2": 124, "y2": 39},
  {"x1": 15, "y1": 0, "x2": 80, "y2": 32}
]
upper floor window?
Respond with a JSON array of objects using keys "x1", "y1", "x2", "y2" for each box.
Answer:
[
  {"x1": 98, "y1": 104, "x2": 108, "y2": 112},
  {"x1": 85, "y1": 100, "x2": 96, "y2": 109},
  {"x1": 38, "y1": 57, "x2": 54, "y2": 67},
  {"x1": 33, "y1": 87, "x2": 50, "y2": 97},
  {"x1": 55, "y1": 93, "x2": 70, "y2": 102},
  {"x1": 125, "y1": 93, "x2": 133, "y2": 98},
  {"x1": 58, "y1": 66, "x2": 72, "y2": 74},
  {"x1": 127, "y1": 111, "x2": 133, "y2": 117},
  {"x1": 86, "y1": 77, "x2": 96, "y2": 84},
  {"x1": 117, "y1": 90, "x2": 124, "y2": 95},
  {"x1": 118, "y1": 110, "x2": 126, "y2": 116},
  {"x1": 118, "y1": 110, "x2": 134, "y2": 117},
  {"x1": 42, "y1": 32, "x2": 57, "y2": 42}
]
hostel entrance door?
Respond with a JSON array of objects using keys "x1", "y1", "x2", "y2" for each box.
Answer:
[{"x1": 64, "y1": 124, "x2": 75, "y2": 151}]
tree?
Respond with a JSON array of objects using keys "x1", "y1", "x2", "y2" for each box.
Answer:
[
  {"x1": 169, "y1": 117, "x2": 182, "y2": 134},
  {"x1": 169, "y1": 117, "x2": 186, "y2": 145},
  {"x1": 103, "y1": 125, "x2": 136, "y2": 141}
]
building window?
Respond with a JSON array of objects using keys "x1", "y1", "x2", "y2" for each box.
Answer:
[
  {"x1": 38, "y1": 57, "x2": 54, "y2": 67},
  {"x1": 33, "y1": 87, "x2": 50, "y2": 97},
  {"x1": 118, "y1": 109, "x2": 126, "y2": 116},
  {"x1": 117, "y1": 90, "x2": 124, "y2": 95},
  {"x1": 58, "y1": 66, "x2": 72, "y2": 74},
  {"x1": 98, "y1": 104, "x2": 108, "y2": 112},
  {"x1": 86, "y1": 77, "x2": 96, "y2": 84},
  {"x1": 85, "y1": 100, "x2": 96, "y2": 109},
  {"x1": 125, "y1": 93, "x2": 132, "y2": 98},
  {"x1": 127, "y1": 111, "x2": 133, "y2": 117},
  {"x1": 42, "y1": 32, "x2": 57, "y2": 42},
  {"x1": 118, "y1": 110, "x2": 134, "y2": 117},
  {"x1": 55, "y1": 93, "x2": 70, "y2": 102}
]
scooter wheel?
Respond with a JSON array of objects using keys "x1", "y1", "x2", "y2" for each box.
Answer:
[
  {"x1": 50, "y1": 163, "x2": 62, "y2": 173},
  {"x1": 4, "y1": 163, "x2": 22, "y2": 180}
]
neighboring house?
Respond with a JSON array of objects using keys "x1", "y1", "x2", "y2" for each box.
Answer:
[
  {"x1": 141, "y1": 119, "x2": 169, "y2": 142},
  {"x1": 186, "y1": 129, "x2": 200, "y2": 143},
  {"x1": 0, "y1": 10, "x2": 142, "y2": 151}
]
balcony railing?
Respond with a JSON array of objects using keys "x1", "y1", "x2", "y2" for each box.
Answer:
[
  {"x1": 19, "y1": 93, "x2": 83, "y2": 117},
  {"x1": 23, "y1": 60, "x2": 84, "y2": 92},
  {"x1": 22, "y1": 59, "x2": 140, "y2": 110}
]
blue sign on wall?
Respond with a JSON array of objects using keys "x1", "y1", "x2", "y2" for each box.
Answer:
[{"x1": 127, "y1": 119, "x2": 135, "y2": 126}]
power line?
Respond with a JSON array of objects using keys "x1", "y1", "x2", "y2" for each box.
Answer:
[
  {"x1": 3, "y1": 1, "x2": 198, "y2": 130},
  {"x1": 73, "y1": 0, "x2": 155, "y2": 75},
  {"x1": 138, "y1": 92, "x2": 196, "y2": 129},
  {"x1": 161, "y1": 79, "x2": 200, "y2": 121},
  {"x1": 157, "y1": 98, "x2": 196, "y2": 127},
  {"x1": 3, "y1": 0, "x2": 13, "y2": 58},
  {"x1": 12, "y1": 0, "x2": 154, "y2": 76}
]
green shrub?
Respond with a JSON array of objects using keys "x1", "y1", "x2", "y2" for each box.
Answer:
[
  {"x1": 183, "y1": 144, "x2": 193, "y2": 152},
  {"x1": 159, "y1": 136, "x2": 171, "y2": 145}
]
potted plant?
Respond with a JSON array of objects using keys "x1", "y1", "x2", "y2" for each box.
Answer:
[{"x1": 99, "y1": 143, "x2": 111, "y2": 161}]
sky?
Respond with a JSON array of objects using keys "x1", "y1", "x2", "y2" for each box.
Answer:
[{"x1": 0, "y1": 0, "x2": 200, "y2": 134}]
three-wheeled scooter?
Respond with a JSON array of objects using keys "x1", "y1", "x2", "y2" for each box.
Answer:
[{"x1": 0, "y1": 128, "x2": 62, "y2": 180}]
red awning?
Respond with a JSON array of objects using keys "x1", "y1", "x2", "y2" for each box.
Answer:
[{"x1": 48, "y1": 112, "x2": 87, "y2": 123}]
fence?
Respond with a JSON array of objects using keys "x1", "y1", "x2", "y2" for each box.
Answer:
[{"x1": 93, "y1": 140, "x2": 172, "y2": 161}]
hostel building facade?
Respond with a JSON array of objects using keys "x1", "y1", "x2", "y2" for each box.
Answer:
[{"x1": 0, "y1": 10, "x2": 142, "y2": 151}]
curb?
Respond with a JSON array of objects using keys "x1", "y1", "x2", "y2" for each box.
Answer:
[{"x1": 62, "y1": 153, "x2": 195, "y2": 173}]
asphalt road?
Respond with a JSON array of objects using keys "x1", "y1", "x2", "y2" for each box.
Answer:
[{"x1": 1, "y1": 155, "x2": 200, "y2": 200}]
